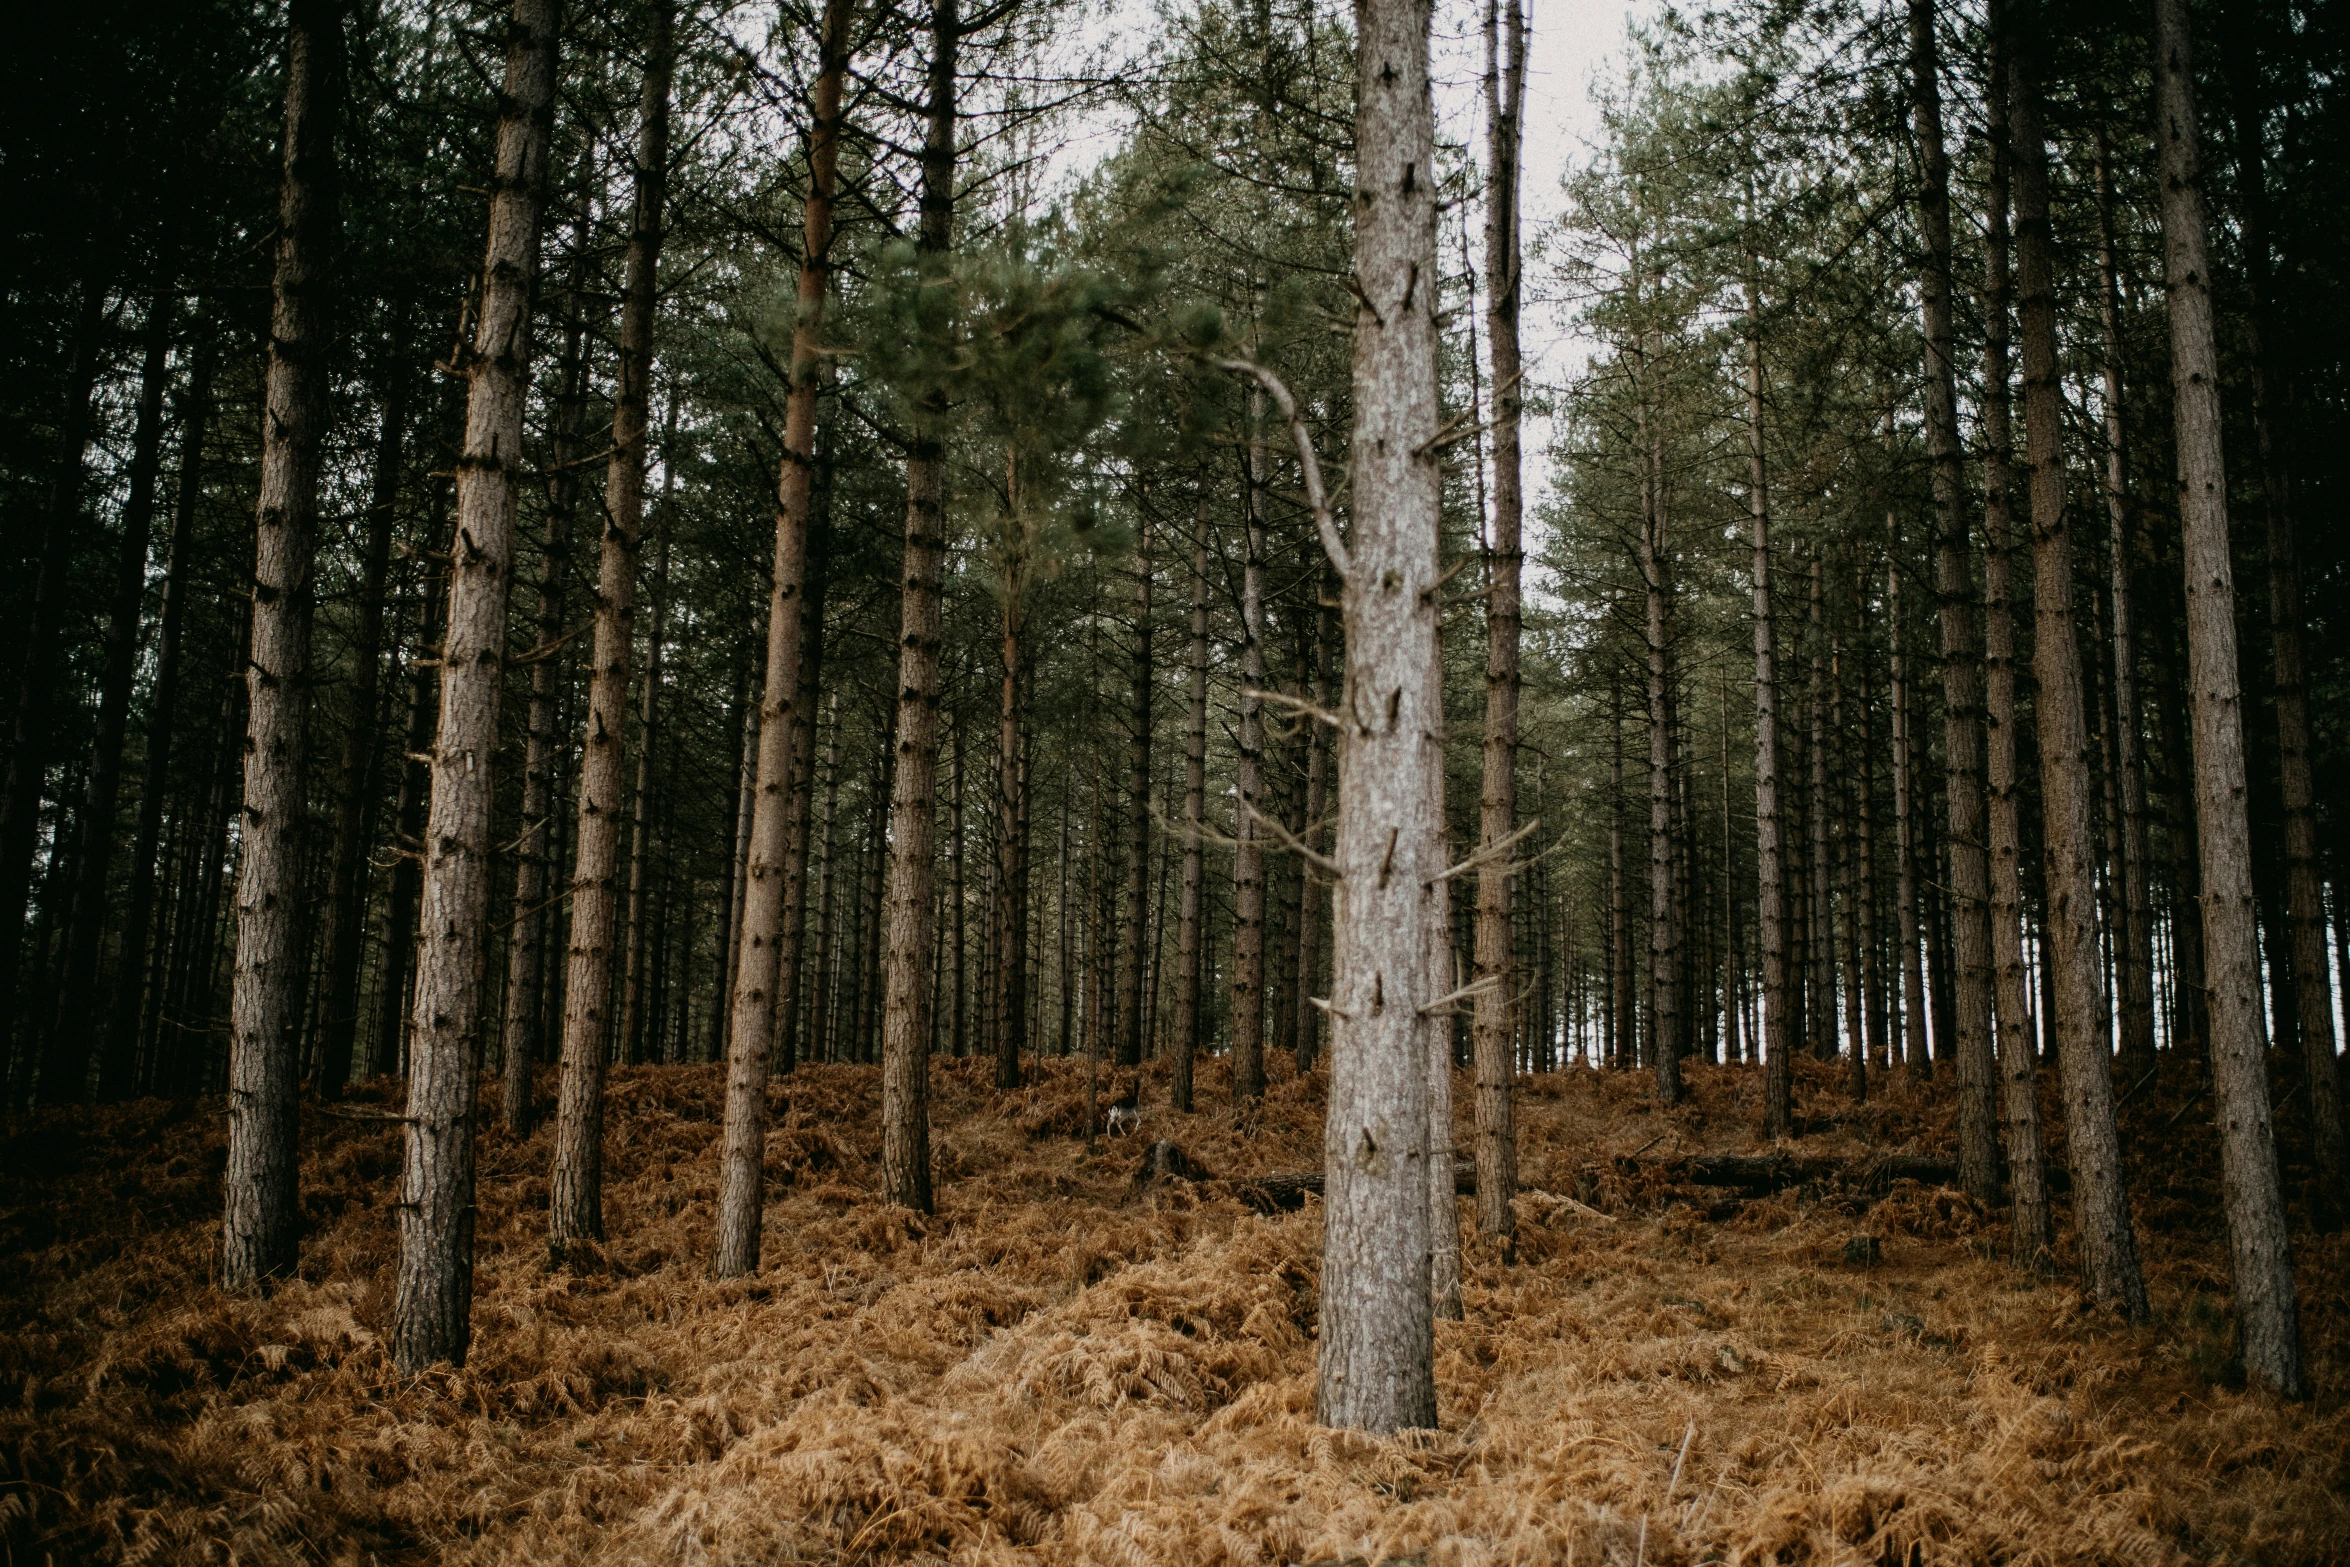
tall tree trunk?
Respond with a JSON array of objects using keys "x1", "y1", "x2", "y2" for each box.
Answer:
[
  {"x1": 223, "y1": 0, "x2": 343, "y2": 1288},
  {"x1": 808, "y1": 694, "x2": 844, "y2": 1065},
  {"x1": 0, "y1": 280, "x2": 108, "y2": 1099},
  {"x1": 2011, "y1": 14, "x2": 2147, "y2": 1323},
  {"x1": 2151, "y1": 0, "x2": 2304, "y2": 1394},
  {"x1": 1746, "y1": 285, "x2": 1792, "y2": 1137},
  {"x1": 1232, "y1": 397, "x2": 1269, "y2": 1101},
  {"x1": 394, "y1": 0, "x2": 560, "y2": 1370},
  {"x1": 1978, "y1": 23, "x2": 2052, "y2": 1266},
  {"x1": 878, "y1": 0, "x2": 958, "y2": 1212},
  {"x1": 708, "y1": 663, "x2": 751, "y2": 1062},
  {"x1": 2224, "y1": 27, "x2": 2344, "y2": 1221},
  {"x1": 503, "y1": 230, "x2": 592, "y2": 1128},
  {"x1": 1891, "y1": 571, "x2": 1928, "y2": 1075},
  {"x1": 1295, "y1": 591, "x2": 1334, "y2": 1073},
  {"x1": 1115, "y1": 509, "x2": 1152, "y2": 1071},
  {"x1": 993, "y1": 535, "x2": 1031, "y2": 1090},
  {"x1": 618, "y1": 516, "x2": 671, "y2": 1063},
  {"x1": 1315, "y1": 0, "x2": 1441, "y2": 1431},
  {"x1": 948, "y1": 708, "x2": 967, "y2": 1057},
  {"x1": 313, "y1": 352, "x2": 408, "y2": 1100},
  {"x1": 550, "y1": 4, "x2": 666, "y2": 1268},
  {"x1": 1805, "y1": 553, "x2": 1834, "y2": 1062},
  {"x1": 375, "y1": 548, "x2": 444, "y2": 1079},
  {"x1": 54, "y1": 288, "x2": 178, "y2": 1099},
  {"x1": 1610, "y1": 681, "x2": 1632, "y2": 1072},
  {"x1": 1910, "y1": 0, "x2": 1997, "y2": 1188},
  {"x1": 2089, "y1": 128, "x2": 2160, "y2": 1085},
  {"x1": 772, "y1": 558, "x2": 828, "y2": 1071},
  {"x1": 1639, "y1": 425, "x2": 1680, "y2": 1104},
  {"x1": 1174, "y1": 511, "x2": 1208, "y2": 1113},
  {"x1": 1832, "y1": 634, "x2": 1864, "y2": 1099},
  {"x1": 109, "y1": 336, "x2": 214, "y2": 1093},
  {"x1": 1470, "y1": 0, "x2": 1526, "y2": 1244},
  {"x1": 1853, "y1": 607, "x2": 1888, "y2": 1072}
]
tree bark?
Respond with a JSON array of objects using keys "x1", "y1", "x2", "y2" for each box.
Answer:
[
  {"x1": 1853, "y1": 609, "x2": 1887, "y2": 1073},
  {"x1": 223, "y1": 0, "x2": 343, "y2": 1288},
  {"x1": 618, "y1": 514, "x2": 671, "y2": 1063},
  {"x1": 2151, "y1": 0, "x2": 2304, "y2": 1394},
  {"x1": 1890, "y1": 570, "x2": 1928, "y2": 1076},
  {"x1": 1745, "y1": 287, "x2": 1792, "y2": 1137},
  {"x1": 878, "y1": 0, "x2": 959, "y2": 1212},
  {"x1": 1470, "y1": 0, "x2": 1526, "y2": 1246},
  {"x1": 1294, "y1": 590, "x2": 1334, "y2": 1074},
  {"x1": 314, "y1": 351, "x2": 408, "y2": 1100},
  {"x1": 1909, "y1": 0, "x2": 1997, "y2": 1188},
  {"x1": 394, "y1": 0, "x2": 559, "y2": 1370},
  {"x1": 551, "y1": 3, "x2": 666, "y2": 1269},
  {"x1": 1639, "y1": 417, "x2": 1680, "y2": 1103},
  {"x1": 55, "y1": 287, "x2": 178, "y2": 1099},
  {"x1": 1174, "y1": 511, "x2": 1208, "y2": 1113},
  {"x1": 993, "y1": 525, "x2": 1031, "y2": 1090},
  {"x1": 772, "y1": 558, "x2": 828, "y2": 1071},
  {"x1": 1316, "y1": 0, "x2": 1441, "y2": 1432},
  {"x1": 1232, "y1": 397, "x2": 1269, "y2": 1101},
  {"x1": 374, "y1": 547, "x2": 444, "y2": 1079},
  {"x1": 1831, "y1": 634, "x2": 1863, "y2": 1100},
  {"x1": 2011, "y1": 14, "x2": 2147, "y2": 1322}
]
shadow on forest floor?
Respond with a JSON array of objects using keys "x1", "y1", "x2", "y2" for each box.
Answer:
[{"x1": 0, "y1": 1049, "x2": 2343, "y2": 1564}]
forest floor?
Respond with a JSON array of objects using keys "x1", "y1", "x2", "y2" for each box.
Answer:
[{"x1": 2, "y1": 1048, "x2": 2345, "y2": 1566}]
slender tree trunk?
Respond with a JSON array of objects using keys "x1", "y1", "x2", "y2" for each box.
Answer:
[
  {"x1": 618, "y1": 516, "x2": 671, "y2": 1064},
  {"x1": 1610, "y1": 682, "x2": 1632, "y2": 1073},
  {"x1": 809, "y1": 695, "x2": 843, "y2": 1065},
  {"x1": 993, "y1": 541, "x2": 1030, "y2": 1090},
  {"x1": 2223, "y1": 31, "x2": 2344, "y2": 1220},
  {"x1": 1316, "y1": 0, "x2": 1441, "y2": 1430},
  {"x1": 223, "y1": 0, "x2": 343, "y2": 1288},
  {"x1": 1891, "y1": 571, "x2": 1928, "y2": 1076},
  {"x1": 1470, "y1": 0, "x2": 1526, "y2": 1246},
  {"x1": 394, "y1": 0, "x2": 559, "y2": 1370},
  {"x1": 878, "y1": 0, "x2": 959, "y2": 1210},
  {"x1": 50, "y1": 289, "x2": 175, "y2": 1098},
  {"x1": 712, "y1": 0, "x2": 846, "y2": 1268},
  {"x1": 375, "y1": 549, "x2": 444, "y2": 1079},
  {"x1": 550, "y1": 5, "x2": 666, "y2": 1268},
  {"x1": 708, "y1": 661, "x2": 752, "y2": 1062},
  {"x1": 109, "y1": 337, "x2": 214, "y2": 1092},
  {"x1": 1832, "y1": 635, "x2": 1864, "y2": 1100},
  {"x1": 1978, "y1": 28, "x2": 2053, "y2": 1266},
  {"x1": 1295, "y1": 592, "x2": 1333, "y2": 1073},
  {"x1": 1854, "y1": 610, "x2": 1888, "y2": 1072},
  {"x1": 1746, "y1": 289, "x2": 1792, "y2": 1136},
  {"x1": 1232, "y1": 397, "x2": 1269, "y2": 1101},
  {"x1": 1116, "y1": 508, "x2": 1152, "y2": 1071},
  {"x1": 772, "y1": 559, "x2": 827, "y2": 1071},
  {"x1": 1907, "y1": 0, "x2": 1998, "y2": 1186},
  {"x1": 2011, "y1": 16, "x2": 2147, "y2": 1323},
  {"x1": 312, "y1": 355, "x2": 408, "y2": 1100},
  {"x1": 1174, "y1": 512, "x2": 1208, "y2": 1113},
  {"x1": 949, "y1": 705, "x2": 966, "y2": 1058},
  {"x1": 2151, "y1": 0, "x2": 2304, "y2": 1393},
  {"x1": 1806, "y1": 552, "x2": 1834, "y2": 1063},
  {"x1": 502, "y1": 237, "x2": 591, "y2": 1126},
  {"x1": 1640, "y1": 430, "x2": 1680, "y2": 1104}
]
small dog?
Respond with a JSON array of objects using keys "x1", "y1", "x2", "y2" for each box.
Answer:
[{"x1": 1106, "y1": 1080, "x2": 1143, "y2": 1136}]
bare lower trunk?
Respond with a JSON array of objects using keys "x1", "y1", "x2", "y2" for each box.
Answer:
[
  {"x1": 1746, "y1": 290, "x2": 1792, "y2": 1138},
  {"x1": 993, "y1": 556, "x2": 1030, "y2": 1090},
  {"x1": 2152, "y1": 0, "x2": 2304, "y2": 1395},
  {"x1": 618, "y1": 516, "x2": 671, "y2": 1063},
  {"x1": 772, "y1": 563, "x2": 827, "y2": 1071},
  {"x1": 2011, "y1": 21, "x2": 2146, "y2": 1323},
  {"x1": 1831, "y1": 636, "x2": 1863, "y2": 1100},
  {"x1": 1173, "y1": 514, "x2": 1208, "y2": 1113},
  {"x1": 1232, "y1": 399, "x2": 1268, "y2": 1101},
  {"x1": 394, "y1": 0, "x2": 558, "y2": 1371},
  {"x1": 1116, "y1": 510, "x2": 1152, "y2": 1071},
  {"x1": 1640, "y1": 442, "x2": 1680, "y2": 1104},
  {"x1": 1891, "y1": 574, "x2": 1928, "y2": 1076},
  {"x1": 223, "y1": 0, "x2": 343, "y2": 1289},
  {"x1": 1294, "y1": 593, "x2": 1333, "y2": 1074}
]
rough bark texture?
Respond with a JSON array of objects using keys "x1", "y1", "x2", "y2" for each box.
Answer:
[
  {"x1": 1294, "y1": 595, "x2": 1333, "y2": 1075},
  {"x1": 1977, "y1": 29, "x2": 2052, "y2": 1269},
  {"x1": 993, "y1": 546, "x2": 1030, "y2": 1090},
  {"x1": 1470, "y1": 0, "x2": 1526, "y2": 1248},
  {"x1": 713, "y1": 0, "x2": 843, "y2": 1274},
  {"x1": 772, "y1": 565, "x2": 828, "y2": 1071},
  {"x1": 1639, "y1": 436, "x2": 1680, "y2": 1104},
  {"x1": 223, "y1": 0, "x2": 343, "y2": 1289},
  {"x1": 1909, "y1": 0, "x2": 1997, "y2": 1194},
  {"x1": 1890, "y1": 574, "x2": 1928, "y2": 1076},
  {"x1": 618, "y1": 518, "x2": 672, "y2": 1062},
  {"x1": 1316, "y1": 0, "x2": 1440, "y2": 1433},
  {"x1": 551, "y1": 6, "x2": 666, "y2": 1267},
  {"x1": 1116, "y1": 511, "x2": 1153, "y2": 1072},
  {"x1": 878, "y1": 0, "x2": 957, "y2": 1213},
  {"x1": 1746, "y1": 291, "x2": 1792, "y2": 1141},
  {"x1": 1173, "y1": 517, "x2": 1208, "y2": 1114},
  {"x1": 393, "y1": 0, "x2": 555, "y2": 1370},
  {"x1": 2151, "y1": 0, "x2": 2304, "y2": 1395},
  {"x1": 2011, "y1": 21, "x2": 2146, "y2": 1323},
  {"x1": 1232, "y1": 400, "x2": 1269, "y2": 1102}
]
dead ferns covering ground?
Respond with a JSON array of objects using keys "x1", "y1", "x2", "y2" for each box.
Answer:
[{"x1": 1, "y1": 1054, "x2": 2344, "y2": 1565}]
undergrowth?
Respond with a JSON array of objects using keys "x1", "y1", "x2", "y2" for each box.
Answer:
[{"x1": 1, "y1": 1053, "x2": 2342, "y2": 1564}]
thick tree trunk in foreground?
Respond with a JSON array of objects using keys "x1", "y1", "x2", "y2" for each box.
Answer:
[
  {"x1": 223, "y1": 0, "x2": 343, "y2": 1289},
  {"x1": 1978, "y1": 28, "x2": 2052, "y2": 1267},
  {"x1": 2011, "y1": 21, "x2": 2146, "y2": 1323},
  {"x1": 878, "y1": 0, "x2": 959, "y2": 1212},
  {"x1": 394, "y1": 0, "x2": 559, "y2": 1371},
  {"x1": 1232, "y1": 402, "x2": 1269, "y2": 1101},
  {"x1": 1910, "y1": 0, "x2": 1997, "y2": 1192},
  {"x1": 2151, "y1": 0, "x2": 2304, "y2": 1396},
  {"x1": 1316, "y1": 0, "x2": 1441, "y2": 1433},
  {"x1": 1173, "y1": 514, "x2": 1208, "y2": 1113},
  {"x1": 552, "y1": 6, "x2": 668, "y2": 1267},
  {"x1": 1470, "y1": 0, "x2": 1527, "y2": 1246},
  {"x1": 713, "y1": 0, "x2": 842, "y2": 1274},
  {"x1": 1746, "y1": 289, "x2": 1792, "y2": 1140},
  {"x1": 313, "y1": 357, "x2": 407, "y2": 1099}
]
